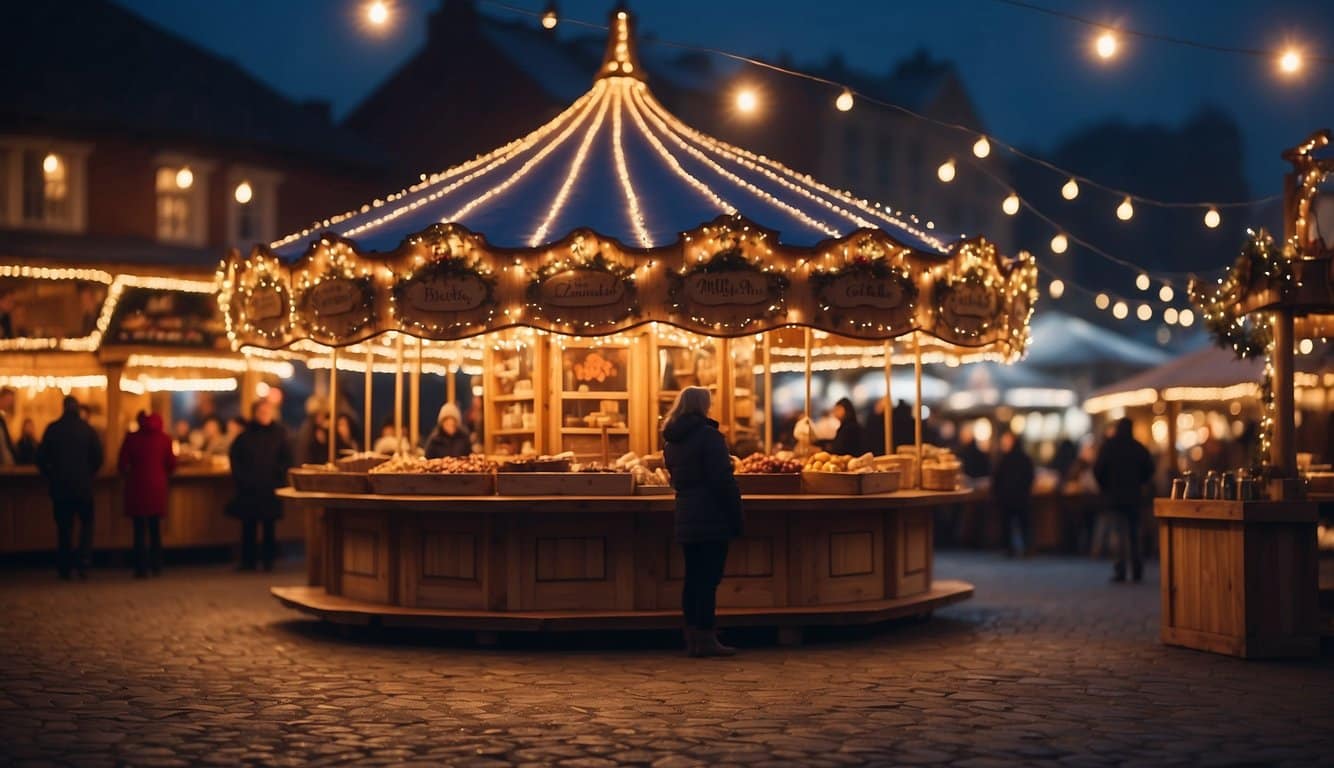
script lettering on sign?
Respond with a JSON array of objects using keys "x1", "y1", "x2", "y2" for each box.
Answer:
[
  {"x1": 538, "y1": 269, "x2": 628, "y2": 308},
  {"x1": 683, "y1": 272, "x2": 768, "y2": 306},
  {"x1": 817, "y1": 272, "x2": 916, "y2": 333},
  {"x1": 308, "y1": 279, "x2": 361, "y2": 316},
  {"x1": 302, "y1": 276, "x2": 373, "y2": 340},
  {"x1": 938, "y1": 279, "x2": 997, "y2": 338},
  {"x1": 404, "y1": 274, "x2": 487, "y2": 313},
  {"x1": 246, "y1": 287, "x2": 285, "y2": 322}
]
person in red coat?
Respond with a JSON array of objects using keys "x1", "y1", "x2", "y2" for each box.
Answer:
[{"x1": 118, "y1": 411, "x2": 176, "y2": 577}]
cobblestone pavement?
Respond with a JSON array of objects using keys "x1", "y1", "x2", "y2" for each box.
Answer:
[{"x1": 2, "y1": 553, "x2": 1331, "y2": 767}]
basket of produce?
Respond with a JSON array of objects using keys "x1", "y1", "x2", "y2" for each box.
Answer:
[
  {"x1": 801, "y1": 452, "x2": 902, "y2": 495},
  {"x1": 921, "y1": 454, "x2": 963, "y2": 491},
  {"x1": 289, "y1": 464, "x2": 372, "y2": 494},
  {"x1": 501, "y1": 453, "x2": 574, "y2": 473},
  {"x1": 734, "y1": 453, "x2": 803, "y2": 495},
  {"x1": 335, "y1": 452, "x2": 390, "y2": 474},
  {"x1": 496, "y1": 465, "x2": 635, "y2": 496},
  {"x1": 368, "y1": 455, "x2": 498, "y2": 495},
  {"x1": 874, "y1": 454, "x2": 917, "y2": 488}
]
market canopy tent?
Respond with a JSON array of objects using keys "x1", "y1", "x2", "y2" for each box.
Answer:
[
  {"x1": 1022, "y1": 311, "x2": 1171, "y2": 369},
  {"x1": 218, "y1": 9, "x2": 1034, "y2": 360}
]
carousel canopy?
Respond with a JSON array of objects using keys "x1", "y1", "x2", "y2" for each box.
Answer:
[{"x1": 221, "y1": 8, "x2": 1035, "y2": 357}]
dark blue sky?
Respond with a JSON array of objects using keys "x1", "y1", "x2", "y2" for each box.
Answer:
[{"x1": 117, "y1": 0, "x2": 1332, "y2": 194}]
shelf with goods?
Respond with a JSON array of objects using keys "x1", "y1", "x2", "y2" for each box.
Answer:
[
  {"x1": 482, "y1": 335, "x2": 546, "y2": 457},
  {"x1": 650, "y1": 333, "x2": 722, "y2": 452},
  {"x1": 724, "y1": 336, "x2": 762, "y2": 455},
  {"x1": 550, "y1": 338, "x2": 644, "y2": 461}
]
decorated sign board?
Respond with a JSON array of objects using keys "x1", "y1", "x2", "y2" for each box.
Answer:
[{"x1": 219, "y1": 216, "x2": 1036, "y2": 360}]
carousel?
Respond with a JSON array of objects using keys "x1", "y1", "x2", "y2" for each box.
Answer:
[{"x1": 218, "y1": 9, "x2": 1036, "y2": 640}]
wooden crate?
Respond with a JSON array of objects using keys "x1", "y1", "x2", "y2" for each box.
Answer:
[
  {"x1": 367, "y1": 473, "x2": 496, "y2": 496},
  {"x1": 496, "y1": 472, "x2": 635, "y2": 496},
  {"x1": 634, "y1": 484, "x2": 674, "y2": 496},
  {"x1": 736, "y1": 473, "x2": 803, "y2": 495},
  {"x1": 1155, "y1": 499, "x2": 1318, "y2": 658},
  {"x1": 802, "y1": 471, "x2": 901, "y2": 495},
  {"x1": 289, "y1": 469, "x2": 371, "y2": 494}
]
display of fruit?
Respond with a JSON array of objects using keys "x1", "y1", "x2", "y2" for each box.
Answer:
[
  {"x1": 502, "y1": 453, "x2": 574, "y2": 472},
  {"x1": 631, "y1": 465, "x2": 671, "y2": 486},
  {"x1": 335, "y1": 452, "x2": 390, "y2": 473},
  {"x1": 371, "y1": 455, "x2": 497, "y2": 474},
  {"x1": 735, "y1": 453, "x2": 802, "y2": 474},
  {"x1": 803, "y1": 451, "x2": 878, "y2": 474}
]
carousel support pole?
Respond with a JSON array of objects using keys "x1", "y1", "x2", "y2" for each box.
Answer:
[
  {"x1": 363, "y1": 348, "x2": 373, "y2": 452},
  {"x1": 394, "y1": 335, "x2": 405, "y2": 456},
  {"x1": 328, "y1": 348, "x2": 338, "y2": 466},
  {"x1": 804, "y1": 327, "x2": 814, "y2": 448},
  {"x1": 718, "y1": 336, "x2": 732, "y2": 439},
  {"x1": 763, "y1": 333, "x2": 773, "y2": 453},
  {"x1": 1271, "y1": 309, "x2": 1299, "y2": 499},
  {"x1": 410, "y1": 338, "x2": 422, "y2": 451},
  {"x1": 883, "y1": 340, "x2": 893, "y2": 455},
  {"x1": 447, "y1": 344, "x2": 458, "y2": 406},
  {"x1": 1165, "y1": 399, "x2": 1180, "y2": 481},
  {"x1": 240, "y1": 356, "x2": 258, "y2": 420},
  {"x1": 913, "y1": 333, "x2": 924, "y2": 488}
]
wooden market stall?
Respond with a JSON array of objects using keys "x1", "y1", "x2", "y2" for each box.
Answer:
[
  {"x1": 220, "y1": 9, "x2": 1038, "y2": 639},
  {"x1": 0, "y1": 266, "x2": 302, "y2": 556}
]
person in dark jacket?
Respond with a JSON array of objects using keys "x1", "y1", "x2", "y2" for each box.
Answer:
[
  {"x1": 828, "y1": 397, "x2": 863, "y2": 456},
  {"x1": 118, "y1": 411, "x2": 176, "y2": 577},
  {"x1": 863, "y1": 397, "x2": 887, "y2": 455},
  {"x1": 958, "y1": 427, "x2": 992, "y2": 479},
  {"x1": 228, "y1": 400, "x2": 294, "y2": 571},
  {"x1": 662, "y1": 386, "x2": 742, "y2": 658},
  {"x1": 1094, "y1": 418, "x2": 1155, "y2": 582},
  {"x1": 15, "y1": 417, "x2": 40, "y2": 464},
  {"x1": 992, "y1": 431, "x2": 1036, "y2": 557},
  {"x1": 36, "y1": 395, "x2": 103, "y2": 579},
  {"x1": 424, "y1": 403, "x2": 472, "y2": 459}
]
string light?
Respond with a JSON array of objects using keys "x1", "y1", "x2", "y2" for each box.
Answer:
[
  {"x1": 734, "y1": 87, "x2": 759, "y2": 114},
  {"x1": 1178, "y1": 308, "x2": 1195, "y2": 327},
  {"x1": 609, "y1": 83, "x2": 653, "y2": 247},
  {"x1": 1095, "y1": 293, "x2": 1110, "y2": 310},
  {"x1": 1135, "y1": 273, "x2": 1150, "y2": 291},
  {"x1": 175, "y1": 167, "x2": 193, "y2": 190},
  {"x1": 834, "y1": 88, "x2": 854, "y2": 112},
  {"x1": 541, "y1": 4, "x2": 558, "y2": 29},
  {"x1": 972, "y1": 136, "x2": 991, "y2": 158},
  {"x1": 529, "y1": 86, "x2": 612, "y2": 246},
  {"x1": 1050, "y1": 233, "x2": 1068, "y2": 253},
  {"x1": 1094, "y1": 29, "x2": 1119, "y2": 60},
  {"x1": 1136, "y1": 304, "x2": 1152, "y2": 321},
  {"x1": 937, "y1": 159, "x2": 956, "y2": 183},
  {"x1": 1001, "y1": 193, "x2": 1020, "y2": 216},
  {"x1": 234, "y1": 181, "x2": 253, "y2": 205},
  {"x1": 365, "y1": 0, "x2": 389, "y2": 27},
  {"x1": 1164, "y1": 307, "x2": 1179, "y2": 325},
  {"x1": 1116, "y1": 196, "x2": 1134, "y2": 221},
  {"x1": 1061, "y1": 178, "x2": 1080, "y2": 200},
  {"x1": 1159, "y1": 284, "x2": 1174, "y2": 302},
  {"x1": 1112, "y1": 300, "x2": 1128, "y2": 319},
  {"x1": 1048, "y1": 279, "x2": 1065, "y2": 299},
  {"x1": 42, "y1": 153, "x2": 60, "y2": 174},
  {"x1": 1277, "y1": 47, "x2": 1303, "y2": 76},
  {"x1": 1298, "y1": 338, "x2": 1314, "y2": 355},
  {"x1": 1204, "y1": 207, "x2": 1221, "y2": 228}
]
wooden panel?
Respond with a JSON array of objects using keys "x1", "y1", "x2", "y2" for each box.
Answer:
[
  {"x1": 338, "y1": 511, "x2": 393, "y2": 604},
  {"x1": 535, "y1": 537, "x2": 606, "y2": 581},
  {"x1": 886, "y1": 508, "x2": 933, "y2": 598},
  {"x1": 1243, "y1": 521, "x2": 1319, "y2": 656},
  {"x1": 725, "y1": 536, "x2": 774, "y2": 578},
  {"x1": 422, "y1": 531, "x2": 477, "y2": 580},
  {"x1": 343, "y1": 530, "x2": 379, "y2": 576},
  {"x1": 828, "y1": 531, "x2": 874, "y2": 577}
]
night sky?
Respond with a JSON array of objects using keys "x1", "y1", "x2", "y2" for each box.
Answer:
[{"x1": 115, "y1": 0, "x2": 1332, "y2": 196}]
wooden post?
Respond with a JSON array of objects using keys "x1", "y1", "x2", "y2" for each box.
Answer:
[
  {"x1": 913, "y1": 333, "x2": 924, "y2": 487},
  {"x1": 763, "y1": 332, "x2": 773, "y2": 454},
  {"x1": 394, "y1": 335, "x2": 405, "y2": 456},
  {"x1": 410, "y1": 338, "x2": 422, "y2": 451},
  {"x1": 1271, "y1": 310, "x2": 1297, "y2": 496},
  {"x1": 1165, "y1": 399, "x2": 1180, "y2": 480},
  {"x1": 363, "y1": 348, "x2": 373, "y2": 452},
  {"x1": 804, "y1": 328, "x2": 813, "y2": 441},
  {"x1": 104, "y1": 362, "x2": 124, "y2": 471},
  {"x1": 447, "y1": 344, "x2": 458, "y2": 406},
  {"x1": 883, "y1": 340, "x2": 893, "y2": 455},
  {"x1": 717, "y1": 336, "x2": 732, "y2": 437},
  {"x1": 328, "y1": 347, "x2": 338, "y2": 466}
]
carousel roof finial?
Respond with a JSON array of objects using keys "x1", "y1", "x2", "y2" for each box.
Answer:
[{"x1": 596, "y1": 4, "x2": 645, "y2": 82}]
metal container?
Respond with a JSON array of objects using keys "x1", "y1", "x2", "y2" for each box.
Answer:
[
  {"x1": 1235, "y1": 469, "x2": 1258, "y2": 500},
  {"x1": 1221, "y1": 472, "x2": 1237, "y2": 501},
  {"x1": 1203, "y1": 471, "x2": 1221, "y2": 500},
  {"x1": 1170, "y1": 478, "x2": 1186, "y2": 499},
  {"x1": 1181, "y1": 471, "x2": 1201, "y2": 499}
]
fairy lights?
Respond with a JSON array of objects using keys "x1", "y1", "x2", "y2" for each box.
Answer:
[
  {"x1": 1116, "y1": 196, "x2": 1135, "y2": 221},
  {"x1": 1094, "y1": 29, "x2": 1119, "y2": 60},
  {"x1": 834, "y1": 88, "x2": 854, "y2": 112},
  {"x1": 1002, "y1": 193, "x2": 1020, "y2": 216},
  {"x1": 1204, "y1": 208, "x2": 1221, "y2": 228},
  {"x1": 609, "y1": 83, "x2": 653, "y2": 247},
  {"x1": 937, "y1": 159, "x2": 957, "y2": 183},
  {"x1": 1061, "y1": 179, "x2": 1080, "y2": 201},
  {"x1": 972, "y1": 137, "x2": 991, "y2": 159},
  {"x1": 529, "y1": 86, "x2": 612, "y2": 246}
]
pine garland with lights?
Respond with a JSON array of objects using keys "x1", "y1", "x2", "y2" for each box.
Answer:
[
  {"x1": 524, "y1": 249, "x2": 640, "y2": 326},
  {"x1": 667, "y1": 244, "x2": 789, "y2": 330}
]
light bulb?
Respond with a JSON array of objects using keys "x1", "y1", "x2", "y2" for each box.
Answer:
[
  {"x1": 42, "y1": 153, "x2": 60, "y2": 175},
  {"x1": 1095, "y1": 293, "x2": 1110, "y2": 310},
  {"x1": 175, "y1": 167, "x2": 193, "y2": 190},
  {"x1": 735, "y1": 88, "x2": 759, "y2": 114},
  {"x1": 366, "y1": 0, "x2": 389, "y2": 27},
  {"x1": 1112, "y1": 301, "x2": 1129, "y2": 320},
  {"x1": 1278, "y1": 48, "x2": 1303, "y2": 76},
  {"x1": 1001, "y1": 193, "x2": 1020, "y2": 216},
  {"x1": 1164, "y1": 307, "x2": 1179, "y2": 325},
  {"x1": 1094, "y1": 30, "x2": 1119, "y2": 60},
  {"x1": 1117, "y1": 197, "x2": 1135, "y2": 221},
  {"x1": 1061, "y1": 178, "x2": 1080, "y2": 200},
  {"x1": 1159, "y1": 284, "x2": 1174, "y2": 302},
  {"x1": 1050, "y1": 233, "x2": 1068, "y2": 254},
  {"x1": 234, "y1": 180, "x2": 253, "y2": 204},
  {"x1": 1137, "y1": 304, "x2": 1152, "y2": 321},
  {"x1": 541, "y1": 6, "x2": 558, "y2": 29},
  {"x1": 937, "y1": 159, "x2": 956, "y2": 183},
  {"x1": 972, "y1": 136, "x2": 991, "y2": 158},
  {"x1": 1178, "y1": 308, "x2": 1195, "y2": 327},
  {"x1": 1299, "y1": 338, "x2": 1314, "y2": 354},
  {"x1": 1135, "y1": 273, "x2": 1150, "y2": 291},
  {"x1": 834, "y1": 88, "x2": 854, "y2": 112},
  {"x1": 1049, "y1": 279, "x2": 1065, "y2": 299},
  {"x1": 1204, "y1": 208, "x2": 1221, "y2": 228}
]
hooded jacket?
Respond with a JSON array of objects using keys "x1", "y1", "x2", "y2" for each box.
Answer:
[
  {"x1": 118, "y1": 412, "x2": 176, "y2": 518},
  {"x1": 662, "y1": 412, "x2": 742, "y2": 543},
  {"x1": 1094, "y1": 420, "x2": 1155, "y2": 507},
  {"x1": 37, "y1": 399, "x2": 103, "y2": 503}
]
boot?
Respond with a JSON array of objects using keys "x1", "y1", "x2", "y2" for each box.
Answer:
[{"x1": 690, "y1": 629, "x2": 736, "y2": 658}]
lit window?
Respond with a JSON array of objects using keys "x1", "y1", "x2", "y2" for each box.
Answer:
[
  {"x1": 155, "y1": 163, "x2": 207, "y2": 245},
  {"x1": 226, "y1": 170, "x2": 279, "y2": 246}
]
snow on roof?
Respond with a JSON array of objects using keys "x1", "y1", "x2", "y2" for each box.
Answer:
[{"x1": 1023, "y1": 311, "x2": 1173, "y2": 369}]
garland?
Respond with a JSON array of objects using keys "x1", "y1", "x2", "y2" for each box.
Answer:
[
  {"x1": 524, "y1": 250, "x2": 639, "y2": 327},
  {"x1": 668, "y1": 245, "x2": 789, "y2": 330},
  {"x1": 810, "y1": 254, "x2": 917, "y2": 333},
  {"x1": 933, "y1": 265, "x2": 997, "y2": 341},
  {"x1": 391, "y1": 255, "x2": 497, "y2": 336}
]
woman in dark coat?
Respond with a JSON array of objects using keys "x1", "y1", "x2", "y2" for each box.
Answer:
[
  {"x1": 828, "y1": 397, "x2": 863, "y2": 456},
  {"x1": 118, "y1": 411, "x2": 176, "y2": 577},
  {"x1": 662, "y1": 386, "x2": 742, "y2": 657},
  {"x1": 424, "y1": 403, "x2": 472, "y2": 459},
  {"x1": 228, "y1": 400, "x2": 293, "y2": 571}
]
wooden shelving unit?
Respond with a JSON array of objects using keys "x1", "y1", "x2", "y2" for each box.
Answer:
[
  {"x1": 482, "y1": 336, "x2": 545, "y2": 456},
  {"x1": 550, "y1": 339, "x2": 642, "y2": 460}
]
